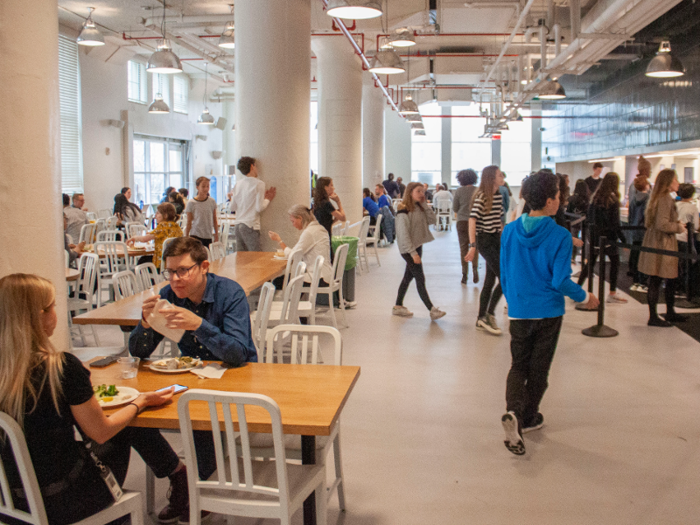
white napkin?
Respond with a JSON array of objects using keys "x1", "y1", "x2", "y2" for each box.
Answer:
[
  {"x1": 190, "y1": 363, "x2": 227, "y2": 379},
  {"x1": 147, "y1": 299, "x2": 185, "y2": 343}
]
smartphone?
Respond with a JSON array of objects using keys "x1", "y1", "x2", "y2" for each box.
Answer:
[
  {"x1": 89, "y1": 356, "x2": 119, "y2": 368},
  {"x1": 156, "y1": 384, "x2": 188, "y2": 395}
]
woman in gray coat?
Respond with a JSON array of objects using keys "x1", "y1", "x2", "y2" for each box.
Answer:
[{"x1": 639, "y1": 169, "x2": 688, "y2": 326}]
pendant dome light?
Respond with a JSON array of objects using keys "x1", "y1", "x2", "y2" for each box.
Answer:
[
  {"x1": 198, "y1": 64, "x2": 216, "y2": 125},
  {"x1": 218, "y1": 5, "x2": 235, "y2": 49},
  {"x1": 77, "y1": 8, "x2": 105, "y2": 47},
  {"x1": 147, "y1": 2, "x2": 182, "y2": 74},
  {"x1": 645, "y1": 41, "x2": 685, "y2": 78},
  {"x1": 400, "y1": 95, "x2": 420, "y2": 115},
  {"x1": 406, "y1": 112, "x2": 422, "y2": 123},
  {"x1": 538, "y1": 78, "x2": 566, "y2": 100},
  {"x1": 148, "y1": 93, "x2": 170, "y2": 114},
  {"x1": 414, "y1": 129, "x2": 426, "y2": 136},
  {"x1": 369, "y1": 47, "x2": 405, "y2": 75},
  {"x1": 389, "y1": 28, "x2": 416, "y2": 47},
  {"x1": 326, "y1": 0, "x2": 383, "y2": 20},
  {"x1": 411, "y1": 122, "x2": 424, "y2": 130}
]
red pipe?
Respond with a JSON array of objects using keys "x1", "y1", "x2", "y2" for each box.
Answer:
[
  {"x1": 399, "y1": 53, "x2": 519, "y2": 57},
  {"x1": 376, "y1": 31, "x2": 524, "y2": 51}
]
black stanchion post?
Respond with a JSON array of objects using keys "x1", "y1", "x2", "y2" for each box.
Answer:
[
  {"x1": 582, "y1": 235, "x2": 618, "y2": 338},
  {"x1": 580, "y1": 218, "x2": 587, "y2": 265},
  {"x1": 587, "y1": 224, "x2": 595, "y2": 294}
]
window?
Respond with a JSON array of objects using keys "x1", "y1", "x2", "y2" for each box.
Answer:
[
  {"x1": 411, "y1": 102, "x2": 442, "y2": 184},
  {"x1": 500, "y1": 109, "x2": 532, "y2": 186},
  {"x1": 58, "y1": 35, "x2": 83, "y2": 193},
  {"x1": 133, "y1": 135, "x2": 187, "y2": 206},
  {"x1": 128, "y1": 60, "x2": 147, "y2": 104},
  {"x1": 173, "y1": 75, "x2": 189, "y2": 113},
  {"x1": 451, "y1": 105, "x2": 490, "y2": 186},
  {"x1": 151, "y1": 73, "x2": 170, "y2": 107}
]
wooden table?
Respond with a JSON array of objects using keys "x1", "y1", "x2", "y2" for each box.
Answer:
[
  {"x1": 84, "y1": 245, "x2": 155, "y2": 258},
  {"x1": 73, "y1": 252, "x2": 287, "y2": 326},
  {"x1": 66, "y1": 268, "x2": 80, "y2": 281},
  {"x1": 90, "y1": 359, "x2": 360, "y2": 525}
]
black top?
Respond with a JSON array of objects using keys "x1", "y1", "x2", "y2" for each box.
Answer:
[
  {"x1": 587, "y1": 202, "x2": 626, "y2": 243},
  {"x1": 314, "y1": 200, "x2": 336, "y2": 237},
  {"x1": 585, "y1": 176, "x2": 602, "y2": 196},
  {"x1": 382, "y1": 180, "x2": 400, "y2": 198}
]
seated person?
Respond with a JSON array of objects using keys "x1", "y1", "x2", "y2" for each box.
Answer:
[
  {"x1": 64, "y1": 193, "x2": 89, "y2": 242},
  {"x1": 127, "y1": 202, "x2": 183, "y2": 268},
  {"x1": 374, "y1": 183, "x2": 393, "y2": 211},
  {"x1": 433, "y1": 185, "x2": 454, "y2": 206},
  {"x1": 374, "y1": 183, "x2": 396, "y2": 243},
  {"x1": 423, "y1": 183, "x2": 434, "y2": 202},
  {"x1": 128, "y1": 237, "x2": 257, "y2": 521},
  {"x1": 64, "y1": 214, "x2": 85, "y2": 267},
  {"x1": 362, "y1": 188, "x2": 379, "y2": 225}
]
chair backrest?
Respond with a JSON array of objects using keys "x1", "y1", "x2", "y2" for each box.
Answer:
[
  {"x1": 126, "y1": 222, "x2": 147, "y2": 239},
  {"x1": 105, "y1": 216, "x2": 119, "y2": 230},
  {"x1": 252, "y1": 282, "x2": 275, "y2": 359},
  {"x1": 76, "y1": 252, "x2": 99, "y2": 306},
  {"x1": 265, "y1": 324, "x2": 341, "y2": 365},
  {"x1": 98, "y1": 208, "x2": 112, "y2": 219},
  {"x1": 160, "y1": 237, "x2": 177, "y2": 272},
  {"x1": 331, "y1": 222, "x2": 343, "y2": 236},
  {"x1": 219, "y1": 222, "x2": 230, "y2": 252},
  {"x1": 134, "y1": 262, "x2": 163, "y2": 290},
  {"x1": 278, "y1": 272, "x2": 305, "y2": 325},
  {"x1": 86, "y1": 212, "x2": 97, "y2": 222},
  {"x1": 178, "y1": 390, "x2": 291, "y2": 508},
  {"x1": 342, "y1": 220, "x2": 351, "y2": 235},
  {"x1": 96, "y1": 229, "x2": 125, "y2": 243},
  {"x1": 177, "y1": 214, "x2": 186, "y2": 229},
  {"x1": 95, "y1": 241, "x2": 130, "y2": 274},
  {"x1": 209, "y1": 241, "x2": 226, "y2": 261},
  {"x1": 78, "y1": 222, "x2": 98, "y2": 244},
  {"x1": 332, "y1": 243, "x2": 349, "y2": 284},
  {"x1": 112, "y1": 270, "x2": 140, "y2": 301},
  {"x1": 94, "y1": 218, "x2": 107, "y2": 234},
  {"x1": 280, "y1": 249, "x2": 303, "y2": 292},
  {"x1": 0, "y1": 412, "x2": 49, "y2": 525},
  {"x1": 437, "y1": 199, "x2": 452, "y2": 213},
  {"x1": 370, "y1": 214, "x2": 383, "y2": 243},
  {"x1": 358, "y1": 217, "x2": 371, "y2": 244},
  {"x1": 306, "y1": 255, "x2": 325, "y2": 307}
]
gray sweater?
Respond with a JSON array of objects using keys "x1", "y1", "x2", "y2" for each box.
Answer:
[
  {"x1": 396, "y1": 204, "x2": 437, "y2": 256},
  {"x1": 452, "y1": 185, "x2": 477, "y2": 223}
]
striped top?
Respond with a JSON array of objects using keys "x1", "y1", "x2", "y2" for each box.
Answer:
[{"x1": 470, "y1": 191, "x2": 504, "y2": 233}]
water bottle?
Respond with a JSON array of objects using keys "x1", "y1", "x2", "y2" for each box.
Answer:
[{"x1": 139, "y1": 200, "x2": 144, "y2": 210}]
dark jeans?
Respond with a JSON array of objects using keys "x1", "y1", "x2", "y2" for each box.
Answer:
[
  {"x1": 396, "y1": 246, "x2": 433, "y2": 310},
  {"x1": 506, "y1": 317, "x2": 563, "y2": 423},
  {"x1": 190, "y1": 235, "x2": 212, "y2": 248},
  {"x1": 476, "y1": 232, "x2": 502, "y2": 318},
  {"x1": 456, "y1": 220, "x2": 478, "y2": 276},
  {"x1": 647, "y1": 275, "x2": 678, "y2": 319},
  {"x1": 628, "y1": 241, "x2": 647, "y2": 286},
  {"x1": 578, "y1": 243, "x2": 619, "y2": 292}
]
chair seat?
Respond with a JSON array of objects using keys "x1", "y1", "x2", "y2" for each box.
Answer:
[
  {"x1": 67, "y1": 298, "x2": 92, "y2": 311},
  {"x1": 244, "y1": 432, "x2": 330, "y2": 451},
  {"x1": 270, "y1": 300, "x2": 313, "y2": 315}
]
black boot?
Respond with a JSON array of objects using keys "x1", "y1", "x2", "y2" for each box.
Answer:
[{"x1": 157, "y1": 467, "x2": 189, "y2": 524}]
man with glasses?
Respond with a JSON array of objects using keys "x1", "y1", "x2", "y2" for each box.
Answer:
[
  {"x1": 64, "y1": 193, "x2": 89, "y2": 242},
  {"x1": 128, "y1": 236, "x2": 256, "y2": 523}
]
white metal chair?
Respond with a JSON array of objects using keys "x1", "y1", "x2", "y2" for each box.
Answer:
[
  {"x1": 79, "y1": 223, "x2": 98, "y2": 244},
  {"x1": 271, "y1": 255, "x2": 324, "y2": 325},
  {"x1": 436, "y1": 199, "x2": 452, "y2": 231},
  {"x1": 263, "y1": 324, "x2": 345, "y2": 508},
  {"x1": 105, "y1": 216, "x2": 119, "y2": 230},
  {"x1": 0, "y1": 412, "x2": 144, "y2": 525},
  {"x1": 177, "y1": 390, "x2": 327, "y2": 525},
  {"x1": 355, "y1": 217, "x2": 371, "y2": 275},
  {"x1": 67, "y1": 253, "x2": 101, "y2": 346},
  {"x1": 331, "y1": 222, "x2": 343, "y2": 236},
  {"x1": 95, "y1": 241, "x2": 130, "y2": 304},
  {"x1": 265, "y1": 271, "x2": 305, "y2": 326},
  {"x1": 274, "y1": 249, "x2": 303, "y2": 300},
  {"x1": 315, "y1": 243, "x2": 348, "y2": 329},
  {"x1": 112, "y1": 270, "x2": 141, "y2": 301},
  {"x1": 342, "y1": 220, "x2": 351, "y2": 235},
  {"x1": 219, "y1": 222, "x2": 232, "y2": 254},
  {"x1": 98, "y1": 208, "x2": 112, "y2": 219},
  {"x1": 251, "y1": 282, "x2": 275, "y2": 359},
  {"x1": 134, "y1": 262, "x2": 163, "y2": 290},
  {"x1": 209, "y1": 241, "x2": 226, "y2": 261},
  {"x1": 86, "y1": 211, "x2": 97, "y2": 222},
  {"x1": 126, "y1": 222, "x2": 147, "y2": 239},
  {"x1": 365, "y1": 214, "x2": 382, "y2": 267},
  {"x1": 96, "y1": 230, "x2": 125, "y2": 243}
]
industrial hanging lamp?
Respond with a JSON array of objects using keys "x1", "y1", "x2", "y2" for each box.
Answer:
[
  {"x1": 148, "y1": 93, "x2": 170, "y2": 114},
  {"x1": 218, "y1": 5, "x2": 235, "y2": 49},
  {"x1": 414, "y1": 129, "x2": 426, "y2": 136},
  {"x1": 399, "y1": 95, "x2": 420, "y2": 115},
  {"x1": 147, "y1": 2, "x2": 182, "y2": 74},
  {"x1": 326, "y1": 0, "x2": 383, "y2": 20},
  {"x1": 198, "y1": 64, "x2": 215, "y2": 125},
  {"x1": 538, "y1": 78, "x2": 566, "y2": 100},
  {"x1": 369, "y1": 47, "x2": 405, "y2": 75},
  {"x1": 645, "y1": 41, "x2": 685, "y2": 78},
  {"x1": 77, "y1": 8, "x2": 105, "y2": 46},
  {"x1": 390, "y1": 28, "x2": 416, "y2": 47}
]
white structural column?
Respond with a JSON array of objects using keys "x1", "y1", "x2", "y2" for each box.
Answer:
[
  {"x1": 362, "y1": 72, "x2": 385, "y2": 189},
  {"x1": 235, "y1": 0, "x2": 311, "y2": 250},
  {"x1": 222, "y1": 99, "x2": 236, "y2": 175},
  {"x1": 312, "y1": 36, "x2": 363, "y2": 224},
  {"x1": 0, "y1": 0, "x2": 68, "y2": 346}
]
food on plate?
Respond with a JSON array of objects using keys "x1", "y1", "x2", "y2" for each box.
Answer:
[
  {"x1": 152, "y1": 356, "x2": 202, "y2": 370},
  {"x1": 94, "y1": 384, "x2": 119, "y2": 404}
]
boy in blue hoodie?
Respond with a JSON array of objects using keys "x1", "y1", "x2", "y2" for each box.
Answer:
[{"x1": 499, "y1": 170, "x2": 599, "y2": 455}]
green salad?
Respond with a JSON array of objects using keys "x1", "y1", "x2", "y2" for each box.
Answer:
[{"x1": 93, "y1": 384, "x2": 120, "y2": 399}]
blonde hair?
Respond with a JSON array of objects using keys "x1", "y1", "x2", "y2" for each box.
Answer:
[
  {"x1": 646, "y1": 169, "x2": 677, "y2": 228},
  {"x1": 0, "y1": 274, "x2": 64, "y2": 429},
  {"x1": 474, "y1": 165, "x2": 500, "y2": 214},
  {"x1": 398, "y1": 182, "x2": 424, "y2": 213},
  {"x1": 288, "y1": 204, "x2": 315, "y2": 229}
]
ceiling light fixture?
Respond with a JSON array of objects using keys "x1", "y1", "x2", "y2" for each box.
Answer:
[
  {"x1": 411, "y1": 122, "x2": 424, "y2": 129},
  {"x1": 390, "y1": 28, "x2": 416, "y2": 47},
  {"x1": 369, "y1": 47, "x2": 405, "y2": 75},
  {"x1": 147, "y1": 2, "x2": 182, "y2": 74},
  {"x1": 148, "y1": 93, "x2": 170, "y2": 114},
  {"x1": 645, "y1": 41, "x2": 685, "y2": 78},
  {"x1": 77, "y1": 8, "x2": 105, "y2": 47},
  {"x1": 198, "y1": 63, "x2": 215, "y2": 125},
  {"x1": 400, "y1": 95, "x2": 420, "y2": 115},
  {"x1": 326, "y1": 0, "x2": 383, "y2": 20},
  {"x1": 218, "y1": 5, "x2": 235, "y2": 49},
  {"x1": 414, "y1": 129, "x2": 426, "y2": 136},
  {"x1": 406, "y1": 113, "x2": 422, "y2": 123},
  {"x1": 538, "y1": 78, "x2": 566, "y2": 100}
]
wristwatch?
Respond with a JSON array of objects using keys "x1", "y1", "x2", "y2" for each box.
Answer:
[{"x1": 468, "y1": 243, "x2": 476, "y2": 248}]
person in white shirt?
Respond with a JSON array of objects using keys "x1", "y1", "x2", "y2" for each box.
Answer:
[
  {"x1": 268, "y1": 205, "x2": 333, "y2": 285},
  {"x1": 433, "y1": 185, "x2": 453, "y2": 205},
  {"x1": 63, "y1": 193, "x2": 89, "y2": 242},
  {"x1": 229, "y1": 156, "x2": 277, "y2": 251}
]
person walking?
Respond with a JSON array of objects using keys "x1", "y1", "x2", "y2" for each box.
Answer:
[
  {"x1": 465, "y1": 165, "x2": 505, "y2": 335},
  {"x1": 453, "y1": 169, "x2": 479, "y2": 284},
  {"x1": 393, "y1": 182, "x2": 446, "y2": 321},
  {"x1": 184, "y1": 176, "x2": 218, "y2": 248},
  {"x1": 628, "y1": 176, "x2": 650, "y2": 292},
  {"x1": 639, "y1": 169, "x2": 689, "y2": 326}
]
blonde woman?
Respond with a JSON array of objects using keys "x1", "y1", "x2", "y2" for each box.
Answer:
[
  {"x1": 638, "y1": 169, "x2": 688, "y2": 327},
  {"x1": 394, "y1": 182, "x2": 446, "y2": 320},
  {"x1": 465, "y1": 165, "x2": 505, "y2": 335},
  {"x1": 0, "y1": 274, "x2": 194, "y2": 525}
]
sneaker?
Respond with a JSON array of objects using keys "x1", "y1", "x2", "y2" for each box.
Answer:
[
  {"x1": 638, "y1": 285, "x2": 648, "y2": 294},
  {"x1": 344, "y1": 300, "x2": 357, "y2": 309},
  {"x1": 461, "y1": 274, "x2": 467, "y2": 285},
  {"x1": 648, "y1": 316, "x2": 672, "y2": 327},
  {"x1": 522, "y1": 413, "x2": 544, "y2": 434},
  {"x1": 477, "y1": 315, "x2": 502, "y2": 335},
  {"x1": 430, "y1": 307, "x2": 446, "y2": 321},
  {"x1": 157, "y1": 467, "x2": 189, "y2": 524},
  {"x1": 392, "y1": 305, "x2": 413, "y2": 318},
  {"x1": 629, "y1": 284, "x2": 640, "y2": 292},
  {"x1": 606, "y1": 294, "x2": 628, "y2": 304},
  {"x1": 501, "y1": 412, "x2": 525, "y2": 455},
  {"x1": 664, "y1": 313, "x2": 689, "y2": 323}
]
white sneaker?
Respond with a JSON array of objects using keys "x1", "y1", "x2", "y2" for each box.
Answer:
[
  {"x1": 392, "y1": 305, "x2": 413, "y2": 318},
  {"x1": 430, "y1": 307, "x2": 446, "y2": 321},
  {"x1": 502, "y1": 412, "x2": 525, "y2": 455},
  {"x1": 606, "y1": 293, "x2": 628, "y2": 304},
  {"x1": 629, "y1": 284, "x2": 640, "y2": 292},
  {"x1": 344, "y1": 301, "x2": 357, "y2": 309},
  {"x1": 477, "y1": 315, "x2": 502, "y2": 335}
]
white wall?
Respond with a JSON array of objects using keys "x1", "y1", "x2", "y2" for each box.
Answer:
[{"x1": 384, "y1": 107, "x2": 411, "y2": 182}]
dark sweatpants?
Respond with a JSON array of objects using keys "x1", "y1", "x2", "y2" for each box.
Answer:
[{"x1": 396, "y1": 246, "x2": 433, "y2": 310}]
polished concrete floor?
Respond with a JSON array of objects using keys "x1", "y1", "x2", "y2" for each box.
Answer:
[{"x1": 75, "y1": 227, "x2": 700, "y2": 525}]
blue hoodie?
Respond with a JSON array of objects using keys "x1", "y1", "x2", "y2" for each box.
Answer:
[{"x1": 501, "y1": 214, "x2": 587, "y2": 319}]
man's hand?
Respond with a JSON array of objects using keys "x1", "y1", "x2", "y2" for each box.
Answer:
[
  {"x1": 572, "y1": 237, "x2": 584, "y2": 247},
  {"x1": 465, "y1": 247, "x2": 476, "y2": 262},
  {"x1": 412, "y1": 254, "x2": 421, "y2": 264},
  {"x1": 265, "y1": 187, "x2": 277, "y2": 201},
  {"x1": 585, "y1": 294, "x2": 600, "y2": 310},
  {"x1": 140, "y1": 295, "x2": 160, "y2": 329},
  {"x1": 161, "y1": 306, "x2": 203, "y2": 331}
]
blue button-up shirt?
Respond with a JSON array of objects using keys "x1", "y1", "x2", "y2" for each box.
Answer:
[{"x1": 129, "y1": 273, "x2": 257, "y2": 367}]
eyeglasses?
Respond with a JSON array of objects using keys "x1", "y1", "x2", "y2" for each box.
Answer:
[{"x1": 162, "y1": 263, "x2": 199, "y2": 281}]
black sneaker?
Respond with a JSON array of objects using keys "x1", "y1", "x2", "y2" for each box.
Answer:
[
  {"x1": 648, "y1": 316, "x2": 672, "y2": 327},
  {"x1": 461, "y1": 273, "x2": 467, "y2": 285},
  {"x1": 664, "y1": 313, "x2": 689, "y2": 323},
  {"x1": 501, "y1": 412, "x2": 525, "y2": 455},
  {"x1": 157, "y1": 467, "x2": 189, "y2": 524},
  {"x1": 522, "y1": 413, "x2": 544, "y2": 434}
]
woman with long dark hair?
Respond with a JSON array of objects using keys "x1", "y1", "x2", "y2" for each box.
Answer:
[
  {"x1": 567, "y1": 179, "x2": 591, "y2": 262},
  {"x1": 465, "y1": 165, "x2": 505, "y2": 335},
  {"x1": 113, "y1": 193, "x2": 144, "y2": 224},
  {"x1": 639, "y1": 169, "x2": 688, "y2": 326},
  {"x1": 313, "y1": 177, "x2": 346, "y2": 237},
  {"x1": 577, "y1": 172, "x2": 627, "y2": 305}
]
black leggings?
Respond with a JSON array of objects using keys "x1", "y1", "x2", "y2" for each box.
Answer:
[
  {"x1": 578, "y1": 243, "x2": 620, "y2": 292},
  {"x1": 190, "y1": 235, "x2": 212, "y2": 248},
  {"x1": 396, "y1": 246, "x2": 433, "y2": 310},
  {"x1": 476, "y1": 232, "x2": 502, "y2": 318},
  {"x1": 647, "y1": 275, "x2": 677, "y2": 319}
]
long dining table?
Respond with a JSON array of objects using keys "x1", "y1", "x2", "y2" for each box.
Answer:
[
  {"x1": 73, "y1": 251, "x2": 287, "y2": 326},
  {"x1": 90, "y1": 359, "x2": 360, "y2": 525}
]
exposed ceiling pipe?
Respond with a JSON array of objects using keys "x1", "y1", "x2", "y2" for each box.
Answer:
[
  {"x1": 570, "y1": 0, "x2": 581, "y2": 40},
  {"x1": 142, "y1": 15, "x2": 233, "y2": 26}
]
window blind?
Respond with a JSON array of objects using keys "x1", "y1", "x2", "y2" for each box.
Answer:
[
  {"x1": 173, "y1": 75, "x2": 189, "y2": 114},
  {"x1": 58, "y1": 35, "x2": 84, "y2": 194},
  {"x1": 128, "y1": 60, "x2": 147, "y2": 103},
  {"x1": 152, "y1": 73, "x2": 170, "y2": 106}
]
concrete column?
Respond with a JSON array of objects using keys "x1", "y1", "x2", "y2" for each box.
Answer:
[
  {"x1": 441, "y1": 105, "x2": 452, "y2": 186},
  {"x1": 223, "y1": 100, "x2": 236, "y2": 174},
  {"x1": 362, "y1": 72, "x2": 384, "y2": 189},
  {"x1": 531, "y1": 102, "x2": 543, "y2": 171},
  {"x1": 311, "y1": 36, "x2": 363, "y2": 224},
  {"x1": 0, "y1": 0, "x2": 68, "y2": 346},
  {"x1": 492, "y1": 138, "x2": 502, "y2": 167},
  {"x1": 235, "y1": 0, "x2": 310, "y2": 251}
]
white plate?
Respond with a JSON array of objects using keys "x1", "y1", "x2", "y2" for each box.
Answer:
[
  {"x1": 148, "y1": 363, "x2": 199, "y2": 374},
  {"x1": 272, "y1": 256, "x2": 287, "y2": 261},
  {"x1": 97, "y1": 386, "x2": 140, "y2": 409}
]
